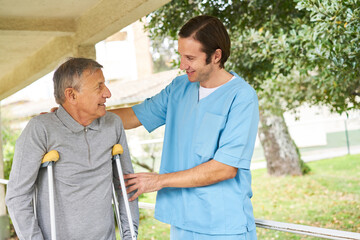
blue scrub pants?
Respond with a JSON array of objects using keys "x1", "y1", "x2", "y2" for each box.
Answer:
[{"x1": 170, "y1": 226, "x2": 257, "y2": 240}]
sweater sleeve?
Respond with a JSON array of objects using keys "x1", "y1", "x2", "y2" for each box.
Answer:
[
  {"x1": 5, "y1": 118, "x2": 47, "y2": 240},
  {"x1": 113, "y1": 119, "x2": 139, "y2": 240}
]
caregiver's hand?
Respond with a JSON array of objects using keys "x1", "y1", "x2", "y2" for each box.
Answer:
[{"x1": 124, "y1": 172, "x2": 162, "y2": 201}]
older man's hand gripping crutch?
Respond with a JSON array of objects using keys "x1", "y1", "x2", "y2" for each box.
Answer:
[
  {"x1": 112, "y1": 144, "x2": 137, "y2": 240},
  {"x1": 34, "y1": 150, "x2": 59, "y2": 240}
]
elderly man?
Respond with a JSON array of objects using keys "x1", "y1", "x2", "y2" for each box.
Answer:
[{"x1": 6, "y1": 58, "x2": 139, "y2": 240}]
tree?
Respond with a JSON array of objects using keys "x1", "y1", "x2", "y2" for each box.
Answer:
[
  {"x1": 294, "y1": 0, "x2": 360, "y2": 113},
  {"x1": 146, "y1": 0, "x2": 310, "y2": 175},
  {"x1": 229, "y1": 0, "x2": 360, "y2": 174},
  {"x1": 254, "y1": 0, "x2": 360, "y2": 174},
  {"x1": 145, "y1": 0, "x2": 360, "y2": 175},
  {"x1": 150, "y1": 36, "x2": 178, "y2": 73}
]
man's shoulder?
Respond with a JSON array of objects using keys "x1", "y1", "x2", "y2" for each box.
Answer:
[
  {"x1": 30, "y1": 112, "x2": 57, "y2": 125},
  {"x1": 234, "y1": 79, "x2": 256, "y2": 95},
  {"x1": 20, "y1": 113, "x2": 57, "y2": 137},
  {"x1": 228, "y1": 74, "x2": 258, "y2": 103},
  {"x1": 103, "y1": 111, "x2": 123, "y2": 126},
  {"x1": 171, "y1": 73, "x2": 190, "y2": 88}
]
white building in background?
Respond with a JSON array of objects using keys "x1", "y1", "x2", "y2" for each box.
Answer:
[
  {"x1": 284, "y1": 105, "x2": 360, "y2": 148},
  {"x1": 96, "y1": 19, "x2": 153, "y2": 82},
  {"x1": 96, "y1": 29, "x2": 139, "y2": 81}
]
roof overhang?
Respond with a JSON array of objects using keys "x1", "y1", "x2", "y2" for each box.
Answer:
[{"x1": 0, "y1": 0, "x2": 169, "y2": 101}]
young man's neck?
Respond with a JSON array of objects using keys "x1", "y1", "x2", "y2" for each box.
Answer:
[{"x1": 199, "y1": 68, "x2": 233, "y2": 88}]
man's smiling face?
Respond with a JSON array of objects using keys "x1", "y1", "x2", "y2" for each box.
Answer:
[{"x1": 178, "y1": 37, "x2": 215, "y2": 86}]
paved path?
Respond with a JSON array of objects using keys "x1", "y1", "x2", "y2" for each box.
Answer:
[{"x1": 250, "y1": 146, "x2": 360, "y2": 170}]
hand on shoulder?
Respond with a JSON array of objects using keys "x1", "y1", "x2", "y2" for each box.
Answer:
[{"x1": 40, "y1": 107, "x2": 58, "y2": 115}]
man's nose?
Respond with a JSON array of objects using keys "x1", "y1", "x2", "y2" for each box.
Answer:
[
  {"x1": 180, "y1": 60, "x2": 188, "y2": 70},
  {"x1": 103, "y1": 86, "x2": 111, "y2": 98}
]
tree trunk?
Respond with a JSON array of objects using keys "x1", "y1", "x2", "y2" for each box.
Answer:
[
  {"x1": 258, "y1": 109, "x2": 302, "y2": 176},
  {"x1": 0, "y1": 105, "x2": 10, "y2": 239}
]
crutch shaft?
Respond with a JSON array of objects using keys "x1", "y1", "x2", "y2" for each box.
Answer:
[
  {"x1": 47, "y1": 163, "x2": 57, "y2": 240},
  {"x1": 33, "y1": 188, "x2": 37, "y2": 219},
  {"x1": 112, "y1": 183, "x2": 123, "y2": 237},
  {"x1": 114, "y1": 154, "x2": 136, "y2": 240},
  {"x1": 38, "y1": 150, "x2": 59, "y2": 240}
]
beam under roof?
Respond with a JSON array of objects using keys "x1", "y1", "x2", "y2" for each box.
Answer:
[{"x1": 0, "y1": 0, "x2": 169, "y2": 101}]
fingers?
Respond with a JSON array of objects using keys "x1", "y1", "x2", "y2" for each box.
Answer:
[
  {"x1": 121, "y1": 172, "x2": 160, "y2": 201},
  {"x1": 40, "y1": 107, "x2": 58, "y2": 115},
  {"x1": 122, "y1": 174, "x2": 140, "y2": 201},
  {"x1": 124, "y1": 174, "x2": 137, "y2": 188},
  {"x1": 125, "y1": 181, "x2": 143, "y2": 202},
  {"x1": 124, "y1": 173, "x2": 137, "y2": 180},
  {"x1": 129, "y1": 191, "x2": 141, "y2": 202},
  {"x1": 125, "y1": 183, "x2": 138, "y2": 195}
]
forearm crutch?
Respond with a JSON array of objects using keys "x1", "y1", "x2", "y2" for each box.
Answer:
[
  {"x1": 112, "y1": 144, "x2": 136, "y2": 240},
  {"x1": 38, "y1": 150, "x2": 59, "y2": 240}
]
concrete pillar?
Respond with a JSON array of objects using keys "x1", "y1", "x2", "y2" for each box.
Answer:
[
  {"x1": 0, "y1": 104, "x2": 10, "y2": 239},
  {"x1": 132, "y1": 19, "x2": 153, "y2": 77}
]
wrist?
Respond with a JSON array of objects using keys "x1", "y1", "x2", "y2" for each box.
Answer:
[{"x1": 156, "y1": 173, "x2": 167, "y2": 190}]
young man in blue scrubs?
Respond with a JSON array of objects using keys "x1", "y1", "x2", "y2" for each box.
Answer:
[{"x1": 112, "y1": 15, "x2": 259, "y2": 239}]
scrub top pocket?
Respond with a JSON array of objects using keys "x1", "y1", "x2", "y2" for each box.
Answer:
[{"x1": 195, "y1": 112, "x2": 226, "y2": 160}]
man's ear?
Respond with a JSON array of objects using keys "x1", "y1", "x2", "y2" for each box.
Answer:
[
  {"x1": 213, "y1": 49, "x2": 222, "y2": 65},
  {"x1": 64, "y1": 88, "x2": 77, "y2": 104}
]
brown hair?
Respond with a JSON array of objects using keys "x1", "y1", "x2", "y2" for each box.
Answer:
[
  {"x1": 179, "y1": 15, "x2": 230, "y2": 68},
  {"x1": 53, "y1": 57, "x2": 103, "y2": 104}
]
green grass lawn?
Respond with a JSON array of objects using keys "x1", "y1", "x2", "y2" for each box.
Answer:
[{"x1": 137, "y1": 154, "x2": 360, "y2": 240}]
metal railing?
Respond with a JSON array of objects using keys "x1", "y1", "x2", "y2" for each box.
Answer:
[
  {"x1": 0, "y1": 179, "x2": 8, "y2": 185},
  {"x1": 2, "y1": 179, "x2": 360, "y2": 240},
  {"x1": 138, "y1": 202, "x2": 360, "y2": 239}
]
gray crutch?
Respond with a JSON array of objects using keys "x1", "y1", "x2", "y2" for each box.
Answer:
[
  {"x1": 34, "y1": 150, "x2": 59, "y2": 240},
  {"x1": 112, "y1": 144, "x2": 136, "y2": 240}
]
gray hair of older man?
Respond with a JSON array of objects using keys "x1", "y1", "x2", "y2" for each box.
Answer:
[{"x1": 53, "y1": 57, "x2": 103, "y2": 105}]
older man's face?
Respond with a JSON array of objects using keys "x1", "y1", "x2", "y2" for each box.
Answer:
[{"x1": 75, "y1": 68, "x2": 111, "y2": 123}]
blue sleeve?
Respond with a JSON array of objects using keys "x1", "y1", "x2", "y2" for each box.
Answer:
[
  {"x1": 132, "y1": 82, "x2": 172, "y2": 133},
  {"x1": 213, "y1": 90, "x2": 259, "y2": 169}
]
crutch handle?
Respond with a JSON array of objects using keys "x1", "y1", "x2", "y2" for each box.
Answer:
[
  {"x1": 42, "y1": 150, "x2": 59, "y2": 164},
  {"x1": 112, "y1": 144, "x2": 124, "y2": 156}
]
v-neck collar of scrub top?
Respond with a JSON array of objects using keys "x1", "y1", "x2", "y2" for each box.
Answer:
[
  {"x1": 196, "y1": 71, "x2": 240, "y2": 103},
  {"x1": 55, "y1": 105, "x2": 103, "y2": 133}
]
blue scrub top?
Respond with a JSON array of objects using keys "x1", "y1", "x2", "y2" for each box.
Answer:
[{"x1": 132, "y1": 71, "x2": 259, "y2": 235}]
